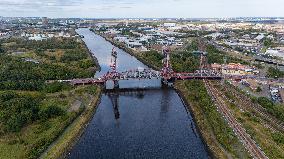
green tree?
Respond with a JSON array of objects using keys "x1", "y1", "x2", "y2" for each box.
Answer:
[
  {"x1": 267, "y1": 67, "x2": 284, "y2": 78},
  {"x1": 264, "y1": 39, "x2": 273, "y2": 48},
  {"x1": 0, "y1": 43, "x2": 4, "y2": 53},
  {"x1": 256, "y1": 86, "x2": 262, "y2": 92}
]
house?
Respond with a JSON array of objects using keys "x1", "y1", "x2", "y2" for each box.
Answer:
[
  {"x1": 255, "y1": 34, "x2": 265, "y2": 41},
  {"x1": 114, "y1": 36, "x2": 128, "y2": 43},
  {"x1": 126, "y1": 41, "x2": 143, "y2": 48},
  {"x1": 265, "y1": 48, "x2": 284, "y2": 59}
]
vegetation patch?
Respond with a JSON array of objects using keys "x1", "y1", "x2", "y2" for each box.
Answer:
[{"x1": 0, "y1": 37, "x2": 100, "y2": 159}]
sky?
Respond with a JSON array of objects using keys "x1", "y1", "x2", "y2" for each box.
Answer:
[{"x1": 0, "y1": 0, "x2": 283, "y2": 18}]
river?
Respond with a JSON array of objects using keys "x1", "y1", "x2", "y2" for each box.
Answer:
[{"x1": 67, "y1": 28, "x2": 209, "y2": 159}]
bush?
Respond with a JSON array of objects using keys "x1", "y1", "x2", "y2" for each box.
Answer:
[
  {"x1": 39, "y1": 105, "x2": 65, "y2": 120},
  {"x1": 0, "y1": 92, "x2": 41, "y2": 133},
  {"x1": 266, "y1": 67, "x2": 284, "y2": 78},
  {"x1": 272, "y1": 132, "x2": 284, "y2": 144},
  {"x1": 42, "y1": 82, "x2": 72, "y2": 93},
  {"x1": 257, "y1": 97, "x2": 284, "y2": 122}
]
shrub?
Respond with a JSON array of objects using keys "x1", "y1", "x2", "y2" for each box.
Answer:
[{"x1": 39, "y1": 105, "x2": 65, "y2": 120}]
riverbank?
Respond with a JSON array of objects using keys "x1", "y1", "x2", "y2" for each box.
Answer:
[
  {"x1": 40, "y1": 86, "x2": 102, "y2": 159},
  {"x1": 39, "y1": 33, "x2": 104, "y2": 159},
  {"x1": 175, "y1": 82, "x2": 232, "y2": 159},
  {"x1": 80, "y1": 38, "x2": 101, "y2": 72}
]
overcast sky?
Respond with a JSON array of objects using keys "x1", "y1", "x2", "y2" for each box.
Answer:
[{"x1": 0, "y1": 0, "x2": 283, "y2": 18}]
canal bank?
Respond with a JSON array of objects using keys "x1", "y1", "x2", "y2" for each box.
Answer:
[
  {"x1": 91, "y1": 29, "x2": 161, "y2": 70},
  {"x1": 40, "y1": 87, "x2": 102, "y2": 159}
]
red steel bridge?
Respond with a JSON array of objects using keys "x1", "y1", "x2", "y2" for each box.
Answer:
[{"x1": 67, "y1": 47, "x2": 226, "y2": 87}]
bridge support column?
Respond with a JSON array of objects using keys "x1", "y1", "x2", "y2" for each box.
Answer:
[
  {"x1": 103, "y1": 82, "x2": 107, "y2": 90},
  {"x1": 113, "y1": 80, "x2": 119, "y2": 89},
  {"x1": 161, "y1": 78, "x2": 168, "y2": 87},
  {"x1": 161, "y1": 78, "x2": 175, "y2": 88}
]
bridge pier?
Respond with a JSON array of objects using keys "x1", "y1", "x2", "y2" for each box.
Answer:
[
  {"x1": 113, "y1": 80, "x2": 119, "y2": 89},
  {"x1": 161, "y1": 78, "x2": 175, "y2": 87},
  {"x1": 103, "y1": 82, "x2": 107, "y2": 90}
]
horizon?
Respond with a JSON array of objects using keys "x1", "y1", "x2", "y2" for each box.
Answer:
[
  {"x1": 0, "y1": 0, "x2": 284, "y2": 18},
  {"x1": 1, "y1": 16, "x2": 284, "y2": 19}
]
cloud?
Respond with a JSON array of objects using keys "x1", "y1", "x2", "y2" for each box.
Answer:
[{"x1": 0, "y1": 0, "x2": 284, "y2": 18}]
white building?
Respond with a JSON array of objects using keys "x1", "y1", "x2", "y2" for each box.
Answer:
[
  {"x1": 265, "y1": 49, "x2": 284, "y2": 59},
  {"x1": 164, "y1": 23, "x2": 176, "y2": 27}
]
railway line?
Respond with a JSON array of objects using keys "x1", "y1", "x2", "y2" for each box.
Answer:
[
  {"x1": 220, "y1": 82, "x2": 284, "y2": 133},
  {"x1": 204, "y1": 80, "x2": 268, "y2": 159}
]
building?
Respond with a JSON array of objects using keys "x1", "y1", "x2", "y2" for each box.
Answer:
[
  {"x1": 265, "y1": 48, "x2": 284, "y2": 59},
  {"x1": 163, "y1": 23, "x2": 176, "y2": 27}
]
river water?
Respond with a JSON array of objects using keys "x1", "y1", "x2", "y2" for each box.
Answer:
[{"x1": 67, "y1": 28, "x2": 209, "y2": 159}]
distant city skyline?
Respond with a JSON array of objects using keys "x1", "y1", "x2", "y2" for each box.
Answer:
[{"x1": 0, "y1": 0, "x2": 284, "y2": 18}]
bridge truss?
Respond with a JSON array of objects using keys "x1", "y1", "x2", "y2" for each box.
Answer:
[{"x1": 68, "y1": 46, "x2": 253, "y2": 87}]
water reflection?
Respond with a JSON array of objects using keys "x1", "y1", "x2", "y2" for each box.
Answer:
[
  {"x1": 108, "y1": 93, "x2": 120, "y2": 120},
  {"x1": 106, "y1": 89, "x2": 147, "y2": 121},
  {"x1": 160, "y1": 88, "x2": 170, "y2": 114}
]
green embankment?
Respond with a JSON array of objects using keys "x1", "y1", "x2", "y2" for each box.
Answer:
[{"x1": 41, "y1": 86, "x2": 101, "y2": 159}]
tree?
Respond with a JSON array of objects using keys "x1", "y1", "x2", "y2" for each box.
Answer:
[
  {"x1": 266, "y1": 67, "x2": 284, "y2": 78},
  {"x1": 256, "y1": 86, "x2": 262, "y2": 92},
  {"x1": 263, "y1": 39, "x2": 273, "y2": 48}
]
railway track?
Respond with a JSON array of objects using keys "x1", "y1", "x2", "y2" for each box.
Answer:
[
  {"x1": 204, "y1": 80, "x2": 268, "y2": 159},
  {"x1": 221, "y1": 83, "x2": 284, "y2": 133}
]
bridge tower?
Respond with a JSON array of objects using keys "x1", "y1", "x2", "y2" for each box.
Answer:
[
  {"x1": 161, "y1": 46, "x2": 175, "y2": 86},
  {"x1": 200, "y1": 52, "x2": 208, "y2": 69},
  {"x1": 110, "y1": 47, "x2": 119, "y2": 89}
]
